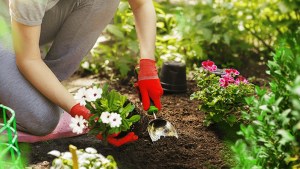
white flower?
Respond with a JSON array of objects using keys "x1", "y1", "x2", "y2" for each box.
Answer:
[
  {"x1": 100, "y1": 157, "x2": 110, "y2": 164},
  {"x1": 48, "y1": 150, "x2": 61, "y2": 157},
  {"x1": 85, "y1": 147, "x2": 97, "y2": 154},
  {"x1": 69, "y1": 115, "x2": 88, "y2": 134},
  {"x1": 81, "y1": 61, "x2": 90, "y2": 69},
  {"x1": 86, "y1": 86, "x2": 102, "y2": 102},
  {"x1": 61, "y1": 152, "x2": 72, "y2": 160},
  {"x1": 108, "y1": 113, "x2": 122, "y2": 128},
  {"x1": 94, "y1": 161, "x2": 101, "y2": 167},
  {"x1": 74, "y1": 88, "x2": 88, "y2": 106},
  {"x1": 100, "y1": 111, "x2": 110, "y2": 124},
  {"x1": 52, "y1": 158, "x2": 63, "y2": 166}
]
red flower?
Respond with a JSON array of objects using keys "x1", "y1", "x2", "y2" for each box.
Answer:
[
  {"x1": 202, "y1": 60, "x2": 217, "y2": 72},
  {"x1": 225, "y1": 69, "x2": 240, "y2": 76}
]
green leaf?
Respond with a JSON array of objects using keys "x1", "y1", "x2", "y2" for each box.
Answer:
[
  {"x1": 108, "y1": 127, "x2": 120, "y2": 135},
  {"x1": 245, "y1": 96, "x2": 255, "y2": 105},
  {"x1": 209, "y1": 34, "x2": 221, "y2": 44},
  {"x1": 107, "y1": 90, "x2": 122, "y2": 111},
  {"x1": 128, "y1": 115, "x2": 141, "y2": 123},
  {"x1": 122, "y1": 119, "x2": 130, "y2": 130},
  {"x1": 255, "y1": 86, "x2": 266, "y2": 96},
  {"x1": 106, "y1": 24, "x2": 124, "y2": 39},
  {"x1": 128, "y1": 41, "x2": 139, "y2": 53},
  {"x1": 94, "y1": 101, "x2": 102, "y2": 110},
  {"x1": 121, "y1": 103, "x2": 135, "y2": 117},
  {"x1": 207, "y1": 97, "x2": 220, "y2": 106},
  {"x1": 227, "y1": 115, "x2": 237, "y2": 125},
  {"x1": 85, "y1": 102, "x2": 95, "y2": 113},
  {"x1": 88, "y1": 127, "x2": 102, "y2": 135},
  {"x1": 118, "y1": 63, "x2": 130, "y2": 77},
  {"x1": 210, "y1": 15, "x2": 225, "y2": 24},
  {"x1": 101, "y1": 83, "x2": 109, "y2": 98},
  {"x1": 276, "y1": 129, "x2": 295, "y2": 145},
  {"x1": 259, "y1": 105, "x2": 270, "y2": 112},
  {"x1": 100, "y1": 99, "x2": 109, "y2": 110}
]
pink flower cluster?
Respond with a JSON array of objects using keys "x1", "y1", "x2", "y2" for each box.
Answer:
[
  {"x1": 201, "y1": 60, "x2": 248, "y2": 88},
  {"x1": 202, "y1": 60, "x2": 217, "y2": 72},
  {"x1": 234, "y1": 76, "x2": 249, "y2": 85},
  {"x1": 225, "y1": 69, "x2": 240, "y2": 76},
  {"x1": 219, "y1": 70, "x2": 248, "y2": 87}
]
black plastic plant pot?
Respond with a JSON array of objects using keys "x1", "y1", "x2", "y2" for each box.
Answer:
[{"x1": 160, "y1": 61, "x2": 187, "y2": 93}]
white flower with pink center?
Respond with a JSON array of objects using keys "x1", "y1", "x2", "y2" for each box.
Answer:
[
  {"x1": 69, "y1": 115, "x2": 88, "y2": 134},
  {"x1": 108, "y1": 113, "x2": 122, "y2": 128},
  {"x1": 86, "y1": 86, "x2": 103, "y2": 102},
  {"x1": 100, "y1": 111, "x2": 111, "y2": 124},
  {"x1": 74, "y1": 88, "x2": 88, "y2": 106}
]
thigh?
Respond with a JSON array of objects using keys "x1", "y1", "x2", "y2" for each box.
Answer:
[
  {"x1": 43, "y1": 0, "x2": 120, "y2": 81},
  {"x1": 0, "y1": 38, "x2": 62, "y2": 135}
]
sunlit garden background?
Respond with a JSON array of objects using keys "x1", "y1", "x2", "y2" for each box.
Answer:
[{"x1": 1, "y1": 0, "x2": 299, "y2": 168}]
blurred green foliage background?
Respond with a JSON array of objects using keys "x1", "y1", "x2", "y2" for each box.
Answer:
[{"x1": 80, "y1": 0, "x2": 299, "y2": 81}]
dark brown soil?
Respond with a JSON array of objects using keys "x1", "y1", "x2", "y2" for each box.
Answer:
[{"x1": 23, "y1": 79, "x2": 233, "y2": 169}]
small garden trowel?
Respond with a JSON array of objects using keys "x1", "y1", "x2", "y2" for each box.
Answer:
[
  {"x1": 134, "y1": 68, "x2": 178, "y2": 142},
  {"x1": 146, "y1": 103, "x2": 178, "y2": 142}
]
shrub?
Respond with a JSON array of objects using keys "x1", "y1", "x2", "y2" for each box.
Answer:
[
  {"x1": 190, "y1": 60, "x2": 254, "y2": 126},
  {"x1": 80, "y1": 1, "x2": 138, "y2": 80},
  {"x1": 231, "y1": 33, "x2": 300, "y2": 168}
]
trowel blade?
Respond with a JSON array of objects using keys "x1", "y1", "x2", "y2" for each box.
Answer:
[{"x1": 147, "y1": 118, "x2": 178, "y2": 142}]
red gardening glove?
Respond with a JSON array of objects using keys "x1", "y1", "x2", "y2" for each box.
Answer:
[
  {"x1": 137, "y1": 59, "x2": 163, "y2": 111},
  {"x1": 70, "y1": 103, "x2": 92, "y2": 120},
  {"x1": 96, "y1": 132, "x2": 138, "y2": 147}
]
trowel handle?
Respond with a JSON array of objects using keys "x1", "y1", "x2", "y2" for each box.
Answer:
[{"x1": 148, "y1": 100, "x2": 158, "y2": 115}]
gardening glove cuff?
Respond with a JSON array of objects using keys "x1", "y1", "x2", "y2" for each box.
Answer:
[
  {"x1": 137, "y1": 59, "x2": 163, "y2": 111},
  {"x1": 96, "y1": 132, "x2": 138, "y2": 147},
  {"x1": 138, "y1": 59, "x2": 159, "y2": 80},
  {"x1": 70, "y1": 103, "x2": 92, "y2": 120}
]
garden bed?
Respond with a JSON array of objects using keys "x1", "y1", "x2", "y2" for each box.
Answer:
[{"x1": 24, "y1": 76, "x2": 231, "y2": 169}]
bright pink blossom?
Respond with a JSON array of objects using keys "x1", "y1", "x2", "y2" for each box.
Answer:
[
  {"x1": 219, "y1": 78, "x2": 229, "y2": 87},
  {"x1": 235, "y1": 76, "x2": 248, "y2": 85},
  {"x1": 202, "y1": 60, "x2": 217, "y2": 72},
  {"x1": 222, "y1": 74, "x2": 235, "y2": 83},
  {"x1": 219, "y1": 74, "x2": 235, "y2": 87},
  {"x1": 225, "y1": 69, "x2": 240, "y2": 76}
]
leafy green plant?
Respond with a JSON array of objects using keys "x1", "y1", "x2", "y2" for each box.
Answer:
[
  {"x1": 190, "y1": 61, "x2": 254, "y2": 126},
  {"x1": 79, "y1": 0, "x2": 299, "y2": 79},
  {"x1": 177, "y1": 0, "x2": 299, "y2": 66},
  {"x1": 87, "y1": 85, "x2": 140, "y2": 139},
  {"x1": 231, "y1": 33, "x2": 300, "y2": 168},
  {"x1": 80, "y1": 1, "x2": 138, "y2": 80},
  {"x1": 72, "y1": 84, "x2": 140, "y2": 143}
]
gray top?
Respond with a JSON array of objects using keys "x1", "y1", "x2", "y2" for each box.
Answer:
[{"x1": 9, "y1": 0, "x2": 60, "y2": 26}]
